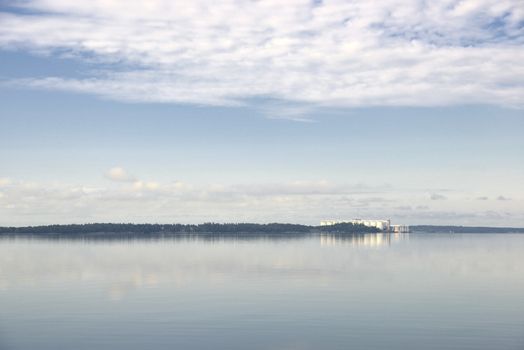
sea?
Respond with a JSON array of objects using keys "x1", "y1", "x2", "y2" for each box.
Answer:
[{"x1": 0, "y1": 232, "x2": 523, "y2": 350}]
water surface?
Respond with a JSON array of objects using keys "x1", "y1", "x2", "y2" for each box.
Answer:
[{"x1": 1, "y1": 233, "x2": 523, "y2": 350}]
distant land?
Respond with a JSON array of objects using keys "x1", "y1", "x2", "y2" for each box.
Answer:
[
  {"x1": 0, "y1": 222, "x2": 379, "y2": 237},
  {"x1": 410, "y1": 225, "x2": 524, "y2": 233},
  {"x1": 0, "y1": 223, "x2": 523, "y2": 238}
]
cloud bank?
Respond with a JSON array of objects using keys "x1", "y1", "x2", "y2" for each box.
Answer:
[
  {"x1": 1, "y1": 0, "x2": 523, "y2": 108},
  {"x1": 0, "y1": 170, "x2": 521, "y2": 226}
]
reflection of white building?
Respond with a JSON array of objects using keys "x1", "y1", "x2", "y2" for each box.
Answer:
[
  {"x1": 320, "y1": 219, "x2": 391, "y2": 231},
  {"x1": 320, "y1": 231, "x2": 409, "y2": 247},
  {"x1": 320, "y1": 233, "x2": 389, "y2": 247}
]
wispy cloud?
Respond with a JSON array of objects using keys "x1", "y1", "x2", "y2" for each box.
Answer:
[
  {"x1": 259, "y1": 101, "x2": 318, "y2": 122},
  {"x1": 1, "y1": 0, "x2": 523, "y2": 110}
]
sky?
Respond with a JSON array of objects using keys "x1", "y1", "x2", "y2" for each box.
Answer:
[{"x1": 0, "y1": 0, "x2": 523, "y2": 226}]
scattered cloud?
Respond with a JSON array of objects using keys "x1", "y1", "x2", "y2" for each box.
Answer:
[
  {"x1": 106, "y1": 167, "x2": 135, "y2": 182},
  {"x1": 476, "y1": 196, "x2": 489, "y2": 200},
  {"x1": 497, "y1": 195, "x2": 511, "y2": 201},
  {"x1": 430, "y1": 193, "x2": 447, "y2": 200},
  {"x1": 1, "y1": 0, "x2": 523, "y2": 110}
]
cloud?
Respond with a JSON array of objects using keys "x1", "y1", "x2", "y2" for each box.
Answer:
[
  {"x1": 476, "y1": 196, "x2": 489, "y2": 200},
  {"x1": 430, "y1": 193, "x2": 447, "y2": 200},
  {"x1": 106, "y1": 167, "x2": 135, "y2": 182},
  {"x1": 402, "y1": 209, "x2": 521, "y2": 224},
  {"x1": 497, "y1": 195, "x2": 511, "y2": 201},
  {"x1": 132, "y1": 181, "x2": 160, "y2": 191},
  {"x1": 1, "y1": 0, "x2": 523, "y2": 110},
  {"x1": 1, "y1": 177, "x2": 522, "y2": 226},
  {"x1": 260, "y1": 102, "x2": 318, "y2": 122},
  {"x1": 105, "y1": 168, "x2": 161, "y2": 191},
  {"x1": 230, "y1": 181, "x2": 390, "y2": 197},
  {"x1": 394, "y1": 206, "x2": 412, "y2": 211},
  {"x1": 0, "y1": 178, "x2": 11, "y2": 187}
]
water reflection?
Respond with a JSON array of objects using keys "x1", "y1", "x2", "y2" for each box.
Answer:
[
  {"x1": 0, "y1": 232, "x2": 313, "y2": 243},
  {"x1": 0, "y1": 232, "x2": 410, "y2": 246},
  {"x1": 319, "y1": 233, "x2": 409, "y2": 247},
  {"x1": 1, "y1": 234, "x2": 523, "y2": 350}
]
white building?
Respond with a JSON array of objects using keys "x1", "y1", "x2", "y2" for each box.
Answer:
[{"x1": 320, "y1": 219, "x2": 391, "y2": 231}]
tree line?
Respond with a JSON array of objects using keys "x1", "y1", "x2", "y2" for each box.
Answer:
[{"x1": 0, "y1": 222, "x2": 380, "y2": 236}]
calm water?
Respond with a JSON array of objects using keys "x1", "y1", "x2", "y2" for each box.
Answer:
[{"x1": 0, "y1": 233, "x2": 523, "y2": 350}]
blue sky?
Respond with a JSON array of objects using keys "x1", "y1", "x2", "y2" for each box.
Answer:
[{"x1": 0, "y1": 0, "x2": 523, "y2": 226}]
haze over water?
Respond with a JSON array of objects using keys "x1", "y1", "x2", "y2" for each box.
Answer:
[{"x1": 1, "y1": 232, "x2": 523, "y2": 350}]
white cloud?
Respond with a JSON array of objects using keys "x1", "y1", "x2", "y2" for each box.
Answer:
[
  {"x1": 106, "y1": 167, "x2": 135, "y2": 182},
  {"x1": 0, "y1": 178, "x2": 11, "y2": 187},
  {"x1": 105, "y1": 168, "x2": 160, "y2": 191},
  {"x1": 131, "y1": 181, "x2": 160, "y2": 191},
  {"x1": 1, "y1": 0, "x2": 523, "y2": 111}
]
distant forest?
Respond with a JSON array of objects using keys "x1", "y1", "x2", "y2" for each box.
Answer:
[
  {"x1": 0, "y1": 222, "x2": 380, "y2": 236},
  {"x1": 411, "y1": 225, "x2": 524, "y2": 233}
]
